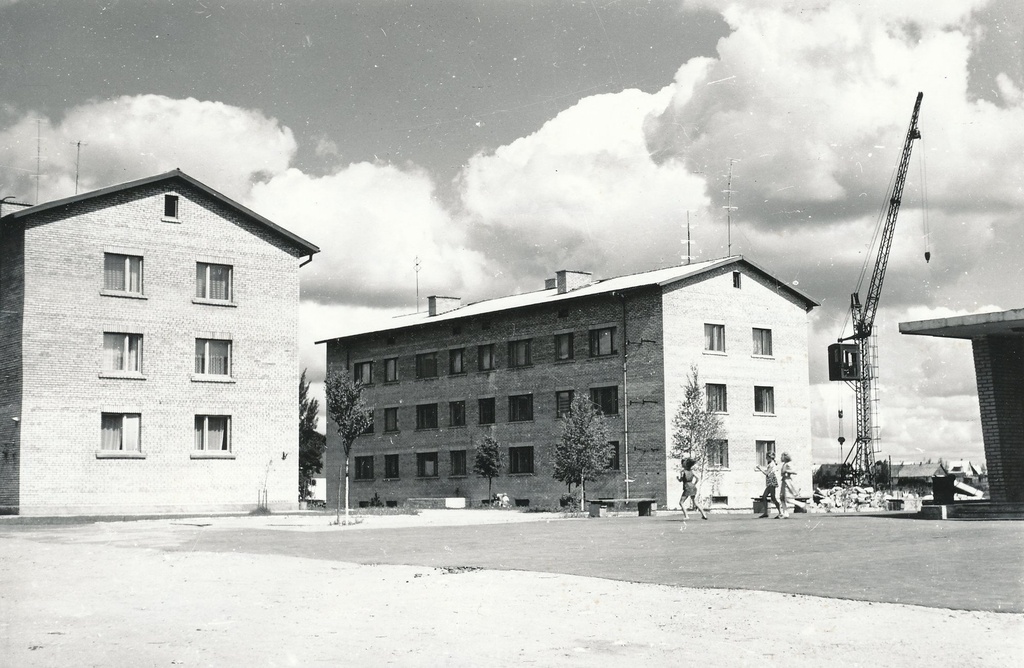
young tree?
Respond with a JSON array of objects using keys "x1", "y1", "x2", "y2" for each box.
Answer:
[
  {"x1": 553, "y1": 393, "x2": 612, "y2": 511},
  {"x1": 670, "y1": 365, "x2": 725, "y2": 507},
  {"x1": 324, "y1": 369, "x2": 372, "y2": 524},
  {"x1": 298, "y1": 369, "x2": 324, "y2": 501},
  {"x1": 472, "y1": 435, "x2": 505, "y2": 503}
]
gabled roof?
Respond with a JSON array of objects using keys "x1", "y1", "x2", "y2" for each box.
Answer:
[
  {"x1": 1, "y1": 169, "x2": 319, "y2": 256},
  {"x1": 318, "y1": 255, "x2": 818, "y2": 343}
]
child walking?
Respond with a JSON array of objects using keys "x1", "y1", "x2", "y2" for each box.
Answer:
[
  {"x1": 677, "y1": 457, "x2": 708, "y2": 520},
  {"x1": 755, "y1": 452, "x2": 783, "y2": 518}
]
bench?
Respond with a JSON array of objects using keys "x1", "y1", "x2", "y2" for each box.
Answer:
[
  {"x1": 589, "y1": 498, "x2": 658, "y2": 517},
  {"x1": 752, "y1": 496, "x2": 810, "y2": 514}
]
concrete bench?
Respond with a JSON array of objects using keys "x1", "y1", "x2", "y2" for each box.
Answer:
[{"x1": 589, "y1": 498, "x2": 658, "y2": 517}]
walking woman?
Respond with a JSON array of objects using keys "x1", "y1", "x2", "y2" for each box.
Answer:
[
  {"x1": 779, "y1": 451, "x2": 798, "y2": 518},
  {"x1": 677, "y1": 457, "x2": 708, "y2": 520},
  {"x1": 755, "y1": 452, "x2": 783, "y2": 519}
]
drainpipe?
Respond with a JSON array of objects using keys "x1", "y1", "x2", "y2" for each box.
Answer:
[
  {"x1": 615, "y1": 292, "x2": 631, "y2": 500},
  {"x1": 299, "y1": 254, "x2": 314, "y2": 268}
]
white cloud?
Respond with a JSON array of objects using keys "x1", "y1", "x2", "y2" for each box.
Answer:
[
  {"x1": 458, "y1": 87, "x2": 710, "y2": 282},
  {"x1": 0, "y1": 95, "x2": 296, "y2": 203},
  {"x1": 248, "y1": 163, "x2": 490, "y2": 307}
]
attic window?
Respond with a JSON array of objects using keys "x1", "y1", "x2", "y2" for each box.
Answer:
[
  {"x1": 733, "y1": 271, "x2": 742, "y2": 289},
  {"x1": 164, "y1": 194, "x2": 179, "y2": 219}
]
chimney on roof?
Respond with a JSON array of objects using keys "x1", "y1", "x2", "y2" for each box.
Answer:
[
  {"x1": 555, "y1": 270, "x2": 592, "y2": 294},
  {"x1": 428, "y1": 295, "x2": 461, "y2": 316},
  {"x1": 544, "y1": 278, "x2": 557, "y2": 290}
]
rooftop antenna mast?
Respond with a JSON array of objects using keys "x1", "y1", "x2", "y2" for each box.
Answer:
[
  {"x1": 414, "y1": 256, "x2": 421, "y2": 312},
  {"x1": 35, "y1": 119, "x2": 42, "y2": 204},
  {"x1": 722, "y1": 159, "x2": 738, "y2": 256},
  {"x1": 71, "y1": 141, "x2": 87, "y2": 194},
  {"x1": 683, "y1": 211, "x2": 693, "y2": 265}
]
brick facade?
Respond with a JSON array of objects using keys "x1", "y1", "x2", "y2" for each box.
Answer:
[
  {"x1": 972, "y1": 336, "x2": 1024, "y2": 503},
  {"x1": 0, "y1": 172, "x2": 317, "y2": 515},
  {"x1": 323, "y1": 259, "x2": 816, "y2": 511}
]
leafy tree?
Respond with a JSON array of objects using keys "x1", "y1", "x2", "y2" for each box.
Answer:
[
  {"x1": 298, "y1": 369, "x2": 324, "y2": 501},
  {"x1": 324, "y1": 369, "x2": 373, "y2": 524},
  {"x1": 670, "y1": 365, "x2": 725, "y2": 507},
  {"x1": 553, "y1": 393, "x2": 612, "y2": 511},
  {"x1": 472, "y1": 435, "x2": 505, "y2": 503}
]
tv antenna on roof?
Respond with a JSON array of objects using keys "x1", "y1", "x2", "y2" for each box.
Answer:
[
  {"x1": 722, "y1": 159, "x2": 739, "y2": 255},
  {"x1": 414, "y1": 256, "x2": 421, "y2": 312},
  {"x1": 70, "y1": 141, "x2": 87, "y2": 194}
]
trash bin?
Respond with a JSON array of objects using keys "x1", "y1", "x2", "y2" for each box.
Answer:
[{"x1": 932, "y1": 475, "x2": 956, "y2": 504}]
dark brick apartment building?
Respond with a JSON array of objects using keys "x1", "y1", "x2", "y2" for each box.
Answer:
[{"x1": 320, "y1": 257, "x2": 817, "y2": 510}]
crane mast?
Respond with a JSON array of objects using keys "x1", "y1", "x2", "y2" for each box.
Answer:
[{"x1": 830, "y1": 92, "x2": 923, "y2": 486}]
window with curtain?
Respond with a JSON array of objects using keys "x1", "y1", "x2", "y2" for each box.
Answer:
[
  {"x1": 554, "y1": 332, "x2": 574, "y2": 361},
  {"x1": 508, "y1": 394, "x2": 533, "y2": 421},
  {"x1": 384, "y1": 357, "x2": 398, "y2": 382},
  {"x1": 449, "y1": 348, "x2": 465, "y2": 375},
  {"x1": 196, "y1": 262, "x2": 233, "y2": 301},
  {"x1": 384, "y1": 454, "x2": 400, "y2": 479},
  {"x1": 477, "y1": 344, "x2": 495, "y2": 371},
  {"x1": 104, "y1": 253, "x2": 143, "y2": 293},
  {"x1": 756, "y1": 440, "x2": 776, "y2": 467},
  {"x1": 195, "y1": 415, "x2": 231, "y2": 451},
  {"x1": 450, "y1": 450, "x2": 467, "y2": 477},
  {"x1": 754, "y1": 386, "x2": 775, "y2": 414},
  {"x1": 753, "y1": 328, "x2": 773, "y2": 356},
  {"x1": 588, "y1": 327, "x2": 617, "y2": 357},
  {"x1": 707, "y1": 439, "x2": 730, "y2": 468},
  {"x1": 353, "y1": 360, "x2": 373, "y2": 385},
  {"x1": 555, "y1": 390, "x2": 574, "y2": 417},
  {"x1": 101, "y1": 413, "x2": 141, "y2": 451},
  {"x1": 508, "y1": 339, "x2": 532, "y2": 367},
  {"x1": 103, "y1": 333, "x2": 143, "y2": 372},
  {"x1": 415, "y1": 352, "x2": 438, "y2": 378},
  {"x1": 704, "y1": 323, "x2": 725, "y2": 352},
  {"x1": 590, "y1": 386, "x2": 619, "y2": 415},
  {"x1": 706, "y1": 384, "x2": 728, "y2": 413},
  {"x1": 195, "y1": 339, "x2": 232, "y2": 376}
]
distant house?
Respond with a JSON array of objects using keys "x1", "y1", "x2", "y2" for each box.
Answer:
[
  {"x1": 890, "y1": 463, "x2": 945, "y2": 493},
  {"x1": 319, "y1": 257, "x2": 818, "y2": 510},
  {"x1": 945, "y1": 459, "x2": 983, "y2": 485},
  {"x1": 0, "y1": 170, "x2": 318, "y2": 515}
]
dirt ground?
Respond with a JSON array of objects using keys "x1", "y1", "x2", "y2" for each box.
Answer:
[{"x1": 2, "y1": 510, "x2": 1022, "y2": 667}]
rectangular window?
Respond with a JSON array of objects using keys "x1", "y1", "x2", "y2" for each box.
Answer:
[
  {"x1": 103, "y1": 253, "x2": 143, "y2": 294},
  {"x1": 449, "y1": 348, "x2": 465, "y2": 375},
  {"x1": 555, "y1": 390, "x2": 575, "y2": 417},
  {"x1": 354, "y1": 456, "x2": 374, "y2": 480},
  {"x1": 508, "y1": 339, "x2": 532, "y2": 367},
  {"x1": 589, "y1": 327, "x2": 617, "y2": 357},
  {"x1": 415, "y1": 352, "x2": 438, "y2": 378},
  {"x1": 103, "y1": 333, "x2": 143, "y2": 373},
  {"x1": 554, "y1": 332, "x2": 574, "y2": 361},
  {"x1": 384, "y1": 454, "x2": 400, "y2": 479},
  {"x1": 416, "y1": 452, "x2": 438, "y2": 478},
  {"x1": 353, "y1": 360, "x2": 373, "y2": 385},
  {"x1": 590, "y1": 386, "x2": 619, "y2": 415},
  {"x1": 706, "y1": 384, "x2": 728, "y2": 413},
  {"x1": 362, "y1": 410, "x2": 375, "y2": 434},
  {"x1": 756, "y1": 440, "x2": 776, "y2": 467},
  {"x1": 416, "y1": 403, "x2": 438, "y2": 430},
  {"x1": 478, "y1": 344, "x2": 495, "y2": 371},
  {"x1": 705, "y1": 324, "x2": 725, "y2": 352},
  {"x1": 478, "y1": 398, "x2": 496, "y2": 425},
  {"x1": 194, "y1": 415, "x2": 230, "y2": 451},
  {"x1": 509, "y1": 446, "x2": 535, "y2": 474},
  {"x1": 449, "y1": 401, "x2": 466, "y2": 427},
  {"x1": 508, "y1": 394, "x2": 533, "y2": 422},
  {"x1": 385, "y1": 357, "x2": 398, "y2": 382},
  {"x1": 754, "y1": 386, "x2": 775, "y2": 414},
  {"x1": 733, "y1": 271, "x2": 742, "y2": 288},
  {"x1": 450, "y1": 450, "x2": 467, "y2": 477},
  {"x1": 164, "y1": 194, "x2": 179, "y2": 218},
  {"x1": 101, "y1": 413, "x2": 141, "y2": 451},
  {"x1": 384, "y1": 407, "x2": 399, "y2": 432},
  {"x1": 195, "y1": 338, "x2": 232, "y2": 376},
  {"x1": 608, "y1": 441, "x2": 620, "y2": 471},
  {"x1": 196, "y1": 262, "x2": 233, "y2": 301},
  {"x1": 753, "y1": 328, "x2": 773, "y2": 356},
  {"x1": 707, "y1": 439, "x2": 730, "y2": 468}
]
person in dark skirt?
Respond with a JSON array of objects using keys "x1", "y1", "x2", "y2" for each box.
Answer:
[{"x1": 677, "y1": 457, "x2": 708, "y2": 520}]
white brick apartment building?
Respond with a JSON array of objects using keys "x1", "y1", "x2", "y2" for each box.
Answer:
[
  {"x1": 320, "y1": 258, "x2": 817, "y2": 511},
  {"x1": 0, "y1": 170, "x2": 318, "y2": 515}
]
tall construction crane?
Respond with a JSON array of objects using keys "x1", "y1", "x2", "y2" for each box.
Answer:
[{"x1": 828, "y1": 92, "x2": 923, "y2": 486}]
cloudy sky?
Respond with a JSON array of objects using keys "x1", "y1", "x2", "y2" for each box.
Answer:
[{"x1": 2, "y1": 0, "x2": 1021, "y2": 465}]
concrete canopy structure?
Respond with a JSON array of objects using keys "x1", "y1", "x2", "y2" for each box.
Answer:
[
  {"x1": 900, "y1": 308, "x2": 1024, "y2": 504},
  {"x1": 1, "y1": 170, "x2": 318, "y2": 515}
]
